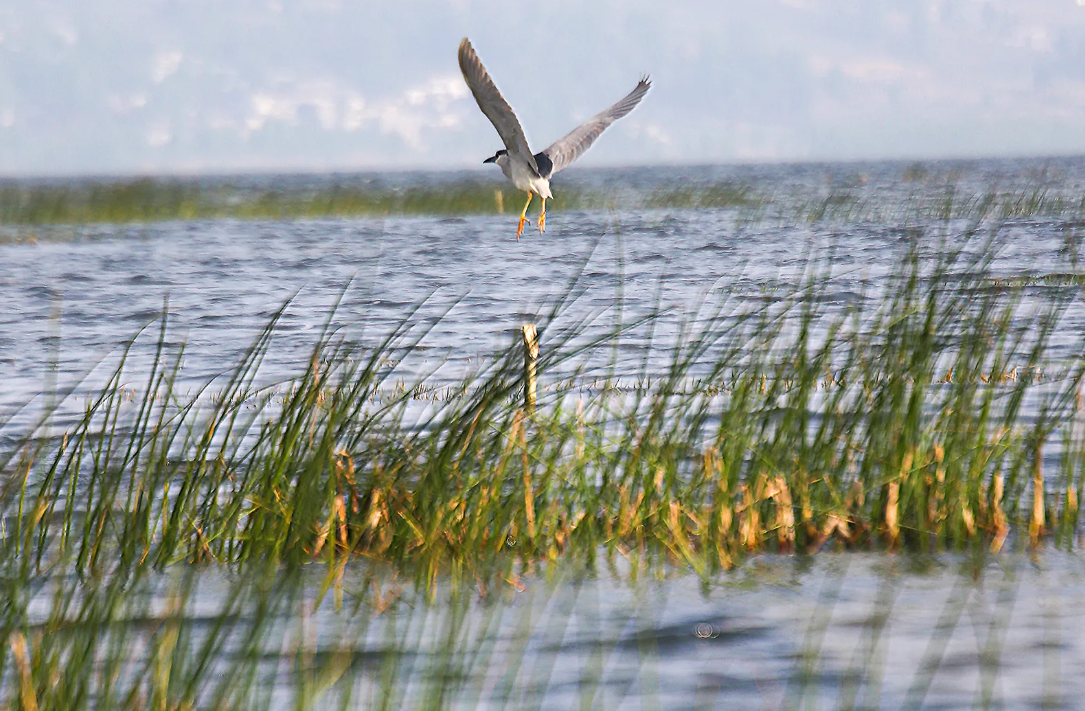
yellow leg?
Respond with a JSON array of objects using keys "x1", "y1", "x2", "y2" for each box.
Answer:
[
  {"x1": 538, "y1": 197, "x2": 546, "y2": 233},
  {"x1": 516, "y1": 192, "x2": 533, "y2": 240}
]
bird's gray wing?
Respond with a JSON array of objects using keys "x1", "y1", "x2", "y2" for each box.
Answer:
[
  {"x1": 540, "y1": 77, "x2": 651, "y2": 176},
  {"x1": 458, "y1": 38, "x2": 539, "y2": 175}
]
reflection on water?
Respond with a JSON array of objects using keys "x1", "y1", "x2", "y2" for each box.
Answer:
[{"x1": 18, "y1": 554, "x2": 1085, "y2": 709}]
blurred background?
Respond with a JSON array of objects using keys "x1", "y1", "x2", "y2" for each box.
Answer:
[{"x1": 4, "y1": 0, "x2": 1085, "y2": 176}]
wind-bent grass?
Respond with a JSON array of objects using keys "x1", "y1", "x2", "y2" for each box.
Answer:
[{"x1": 2, "y1": 228, "x2": 1085, "y2": 593}]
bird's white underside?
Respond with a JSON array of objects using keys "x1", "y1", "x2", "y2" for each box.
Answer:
[{"x1": 496, "y1": 153, "x2": 553, "y2": 199}]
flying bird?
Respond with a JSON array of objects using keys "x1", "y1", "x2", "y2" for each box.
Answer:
[{"x1": 458, "y1": 38, "x2": 650, "y2": 239}]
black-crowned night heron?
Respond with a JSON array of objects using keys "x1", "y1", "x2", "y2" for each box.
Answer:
[{"x1": 458, "y1": 37, "x2": 650, "y2": 239}]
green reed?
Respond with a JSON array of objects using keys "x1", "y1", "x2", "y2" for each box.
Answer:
[{"x1": 2, "y1": 226, "x2": 1084, "y2": 594}]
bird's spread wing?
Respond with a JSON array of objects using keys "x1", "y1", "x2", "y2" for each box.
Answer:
[
  {"x1": 540, "y1": 77, "x2": 651, "y2": 177},
  {"x1": 458, "y1": 38, "x2": 539, "y2": 175}
]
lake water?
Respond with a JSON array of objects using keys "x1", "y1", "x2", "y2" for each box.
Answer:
[
  {"x1": 5, "y1": 158, "x2": 1085, "y2": 420},
  {"x1": 4, "y1": 156, "x2": 1085, "y2": 708}
]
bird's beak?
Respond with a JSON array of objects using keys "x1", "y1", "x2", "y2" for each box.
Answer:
[{"x1": 483, "y1": 155, "x2": 496, "y2": 164}]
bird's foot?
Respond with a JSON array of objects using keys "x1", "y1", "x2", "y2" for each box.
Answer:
[
  {"x1": 538, "y1": 209, "x2": 546, "y2": 233},
  {"x1": 516, "y1": 215, "x2": 528, "y2": 240}
]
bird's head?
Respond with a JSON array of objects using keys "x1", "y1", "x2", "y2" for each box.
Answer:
[{"x1": 483, "y1": 149, "x2": 508, "y2": 166}]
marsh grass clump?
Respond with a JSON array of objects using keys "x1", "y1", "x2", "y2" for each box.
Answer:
[
  {"x1": 1, "y1": 230, "x2": 1085, "y2": 596},
  {"x1": 0, "y1": 178, "x2": 607, "y2": 226},
  {"x1": 644, "y1": 182, "x2": 758, "y2": 210}
]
